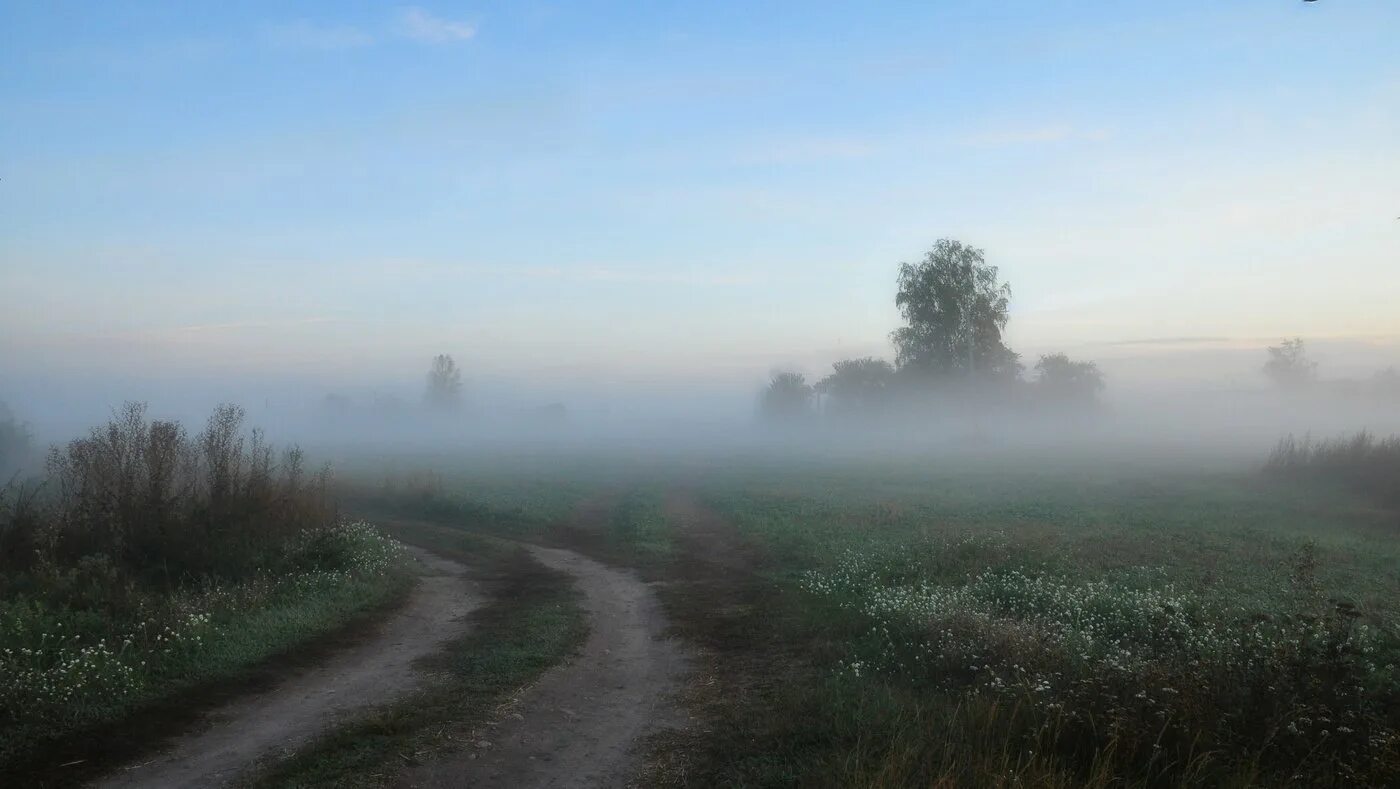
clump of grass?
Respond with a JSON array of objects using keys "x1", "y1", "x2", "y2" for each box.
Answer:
[{"x1": 1267, "y1": 431, "x2": 1400, "y2": 506}]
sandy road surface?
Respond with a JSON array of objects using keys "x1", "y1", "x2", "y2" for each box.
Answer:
[
  {"x1": 96, "y1": 547, "x2": 480, "y2": 789},
  {"x1": 403, "y1": 544, "x2": 690, "y2": 789}
]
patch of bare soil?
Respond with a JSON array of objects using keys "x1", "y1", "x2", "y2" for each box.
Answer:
[
  {"x1": 94, "y1": 547, "x2": 480, "y2": 789},
  {"x1": 402, "y1": 542, "x2": 691, "y2": 789}
]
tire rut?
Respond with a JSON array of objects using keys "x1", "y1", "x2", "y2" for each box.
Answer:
[
  {"x1": 95, "y1": 547, "x2": 481, "y2": 789},
  {"x1": 402, "y1": 544, "x2": 691, "y2": 789}
]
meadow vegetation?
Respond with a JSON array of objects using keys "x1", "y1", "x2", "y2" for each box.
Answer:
[
  {"x1": 6, "y1": 387, "x2": 1398, "y2": 786},
  {"x1": 403, "y1": 447, "x2": 1398, "y2": 788},
  {"x1": 0, "y1": 404, "x2": 411, "y2": 776},
  {"x1": 667, "y1": 456, "x2": 1400, "y2": 787}
]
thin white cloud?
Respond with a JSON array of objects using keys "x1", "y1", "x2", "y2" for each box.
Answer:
[
  {"x1": 395, "y1": 7, "x2": 477, "y2": 43},
  {"x1": 262, "y1": 21, "x2": 374, "y2": 51}
]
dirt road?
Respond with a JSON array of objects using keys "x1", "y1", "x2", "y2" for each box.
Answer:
[
  {"x1": 96, "y1": 547, "x2": 481, "y2": 789},
  {"x1": 403, "y1": 543, "x2": 691, "y2": 789}
]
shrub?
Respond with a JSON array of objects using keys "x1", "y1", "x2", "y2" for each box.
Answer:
[
  {"x1": 37, "y1": 402, "x2": 334, "y2": 585},
  {"x1": 0, "y1": 483, "x2": 44, "y2": 576},
  {"x1": 1267, "y1": 431, "x2": 1400, "y2": 506}
]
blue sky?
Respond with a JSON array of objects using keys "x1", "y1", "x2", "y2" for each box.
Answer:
[{"x1": 2, "y1": 1, "x2": 1398, "y2": 400}]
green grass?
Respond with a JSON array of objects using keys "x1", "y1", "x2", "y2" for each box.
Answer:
[
  {"x1": 173, "y1": 448, "x2": 1399, "y2": 787},
  {"x1": 247, "y1": 521, "x2": 588, "y2": 788},
  {"x1": 0, "y1": 522, "x2": 412, "y2": 782},
  {"x1": 335, "y1": 452, "x2": 628, "y2": 538},
  {"x1": 488, "y1": 452, "x2": 1400, "y2": 787},
  {"x1": 661, "y1": 459, "x2": 1400, "y2": 787},
  {"x1": 608, "y1": 490, "x2": 673, "y2": 561}
]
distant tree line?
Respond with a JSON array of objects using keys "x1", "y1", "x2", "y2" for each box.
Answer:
[
  {"x1": 1262, "y1": 338, "x2": 1400, "y2": 400},
  {"x1": 318, "y1": 354, "x2": 569, "y2": 426},
  {"x1": 319, "y1": 355, "x2": 467, "y2": 416},
  {"x1": 759, "y1": 239, "x2": 1104, "y2": 423}
]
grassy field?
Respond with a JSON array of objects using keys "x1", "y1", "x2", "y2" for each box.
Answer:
[
  {"x1": 672, "y1": 458, "x2": 1399, "y2": 787},
  {"x1": 384, "y1": 447, "x2": 1400, "y2": 787},
  {"x1": 24, "y1": 430, "x2": 1379, "y2": 787}
]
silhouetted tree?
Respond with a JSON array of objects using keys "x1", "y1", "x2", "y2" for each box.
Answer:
[
  {"x1": 759, "y1": 372, "x2": 814, "y2": 422},
  {"x1": 1034, "y1": 353, "x2": 1105, "y2": 408},
  {"x1": 817, "y1": 357, "x2": 896, "y2": 418},
  {"x1": 424, "y1": 354, "x2": 463, "y2": 410},
  {"x1": 891, "y1": 239, "x2": 1020, "y2": 380},
  {"x1": 1263, "y1": 338, "x2": 1316, "y2": 390}
]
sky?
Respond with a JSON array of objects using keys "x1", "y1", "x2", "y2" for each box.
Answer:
[{"x1": 2, "y1": 1, "x2": 1399, "y2": 417}]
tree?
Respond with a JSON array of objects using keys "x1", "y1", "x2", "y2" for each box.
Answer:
[
  {"x1": 816, "y1": 357, "x2": 896, "y2": 418},
  {"x1": 891, "y1": 239, "x2": 1019, "y2": 380},
  {"x1": 424, "y1": 354, "x2": 463, "y2": 410},
  {"x1": 1034, "y1": 353, "x2": 1105, "y2": 408},
  {"x1": 759, "y1": 372, "x2": 814, "y2": 422},
  {"x1": 1263, "y1": 338, "x2": 1316, "y2": 390}
]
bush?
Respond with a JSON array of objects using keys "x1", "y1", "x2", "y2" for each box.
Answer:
[
  {"x1": 0, "y1": 483, "x2": 44, "y2": 577},
  {"x1": 40, "y1": 403, "x2": 334, "y2": 586},
  {"x1": 1267, "y1": 431, "x2": 1400, "y2": 506}
]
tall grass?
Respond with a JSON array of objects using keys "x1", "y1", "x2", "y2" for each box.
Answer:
[{"x1": 1267, "y1": 431, "x2": 1400, "y2": 506}]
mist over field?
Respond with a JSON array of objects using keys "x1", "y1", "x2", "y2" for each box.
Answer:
[
  {"x1": 6, "y1": 336, "x2": 1400, "y2": 472},
  {"x1": 4, "y1": 3, "x2": 1400, "y2": 787}
]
